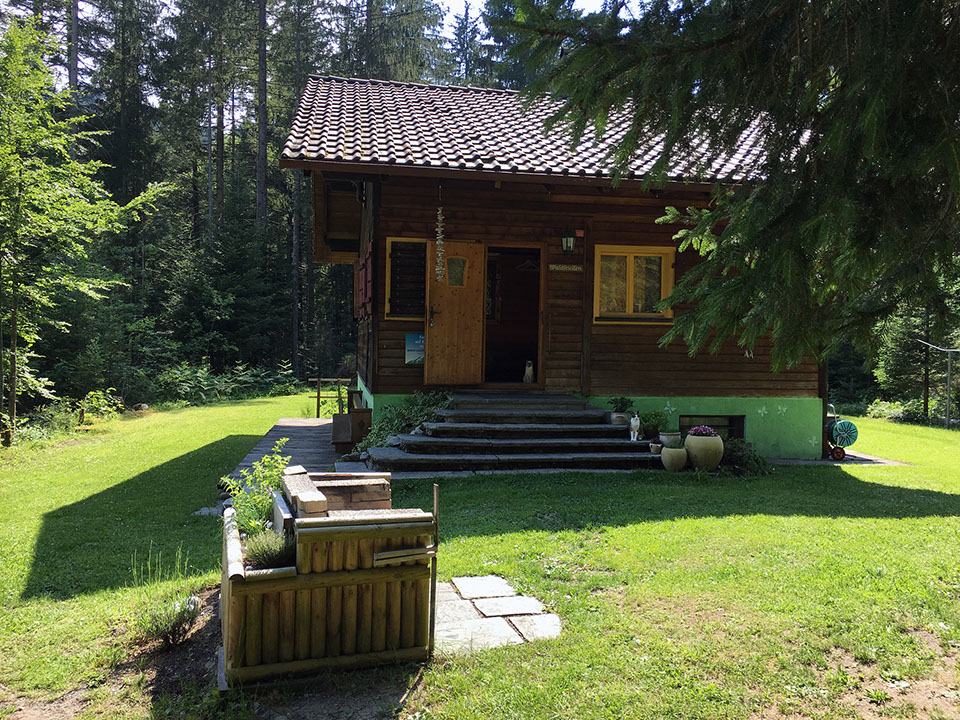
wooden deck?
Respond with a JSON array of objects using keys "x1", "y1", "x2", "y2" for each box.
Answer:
[{"x1": 228, "y1": 418, "x2": 338, "y2": 479}]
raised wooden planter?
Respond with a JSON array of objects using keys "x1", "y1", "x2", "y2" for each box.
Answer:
[{"x1": 220, "y1": 472, "x2": 438, "y2": 684}]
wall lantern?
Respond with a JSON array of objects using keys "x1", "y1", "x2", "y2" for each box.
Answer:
[{"x1": 561, "y1": 232, "x2": 576, "y2": 256}]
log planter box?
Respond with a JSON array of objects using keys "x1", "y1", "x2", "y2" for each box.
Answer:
[{"x1": 220, "y1": 469, "x2": 438, "y2": 684}]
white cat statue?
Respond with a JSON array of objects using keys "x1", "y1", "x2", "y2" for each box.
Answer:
[{"x1": 629, "y1": 412, "x2": 641, "y2": 442}]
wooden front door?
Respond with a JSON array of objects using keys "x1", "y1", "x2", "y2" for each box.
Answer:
[{"x1": 424, "y1": 240, "x2": 485, "y2": 385}]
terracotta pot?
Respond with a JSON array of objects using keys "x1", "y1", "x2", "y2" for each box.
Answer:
[
  {"x1": 649, "y1": 443, "x2": 662, "y2": 455},
  {"x1": 685, "y1": 434, "x2": 724, "y2": 471},
  {"x1": 660, "y1": 446, "x2": 687, "y2": 472},
  {"x1": 659, "y1": 431, "x2": 682, "y2": 448},
  {"x1": 610, "y1": 412, "x2": 631, "y2": 426}
]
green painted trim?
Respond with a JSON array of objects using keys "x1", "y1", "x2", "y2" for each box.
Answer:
[
  {"x1": 357, "y1": 373, "x2": 375, "y2": 411},
  {"x1": 588, "y1": 396, "x2": 823, "y2": 459},
  {"x1": 365, "y1": 389, "x2": 415, "y2": 421}
]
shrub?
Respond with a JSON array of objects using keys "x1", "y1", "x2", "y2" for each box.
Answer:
[
  {"x1": 608, "y1": 396, "x2": 634, "y2": 413},
  {"x1": 637, "y1": 410, "x2": 667, "y2": 438},
  {"x1": 832, "y1": 401, "x2": 868, "y2": 417},
  {"x1": 244, "y1": 531, "x2": 296, "y2": 569},
  {"x1": 156, "y1": 362, "x2": 305, "y2": 405},
  {"x1": 719, "y1": 438, "x2": 772, "y2": 477},
  {"x1": 130, "y1": 545, "x2": 201, "y2": 649},
  {"x1": 221, "y1": 439, "x2": 290, "y2": 535},
  {"x1": 79, "y1": 388, "x2": 124, "y2": 419},
  {"x1": 354, "y1": 391, "x2": 451, "y2": 453},
  {"x1": 866, "y1": 398, "x2": 930, "y2": 424}
]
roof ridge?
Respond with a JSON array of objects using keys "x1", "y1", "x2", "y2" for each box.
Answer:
[{"x1": 307, "y1": 74, "x2": 520, "y2": 96}]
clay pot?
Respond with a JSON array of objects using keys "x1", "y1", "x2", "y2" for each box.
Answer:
[
  {"x1": 660, "y1": 446, "x2": 687, "y2": 472},
  {"x1": 685, "y1": 434, "x2": 724, "y2": 471},
  {"x1": 609, "y1": 412, "x2": 630, "y2": 426},
  {"x1": 659, "y1": 431, "x2": 682, "y2": 448},
  {"x1": 649, "y1": 443, "x2": 662, "y2": 455}
]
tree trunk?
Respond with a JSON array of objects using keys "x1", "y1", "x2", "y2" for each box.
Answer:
[
  {"x1": 206, "y1": 56, "x2": 214, "y2": 244},
  {"x1": 216, "y1": 100, "x2": 225, "y2": 217},
  {"x1": 291, "y1": 172, "x2": 301, "y2": 375},
  {"x1": 8, "y1": 276, "x2": 18, "y2": 446},
  {"x1": 365, "y1": 0, "x2": 374, "y2": 73},
  {"x1": 256, "y1": 0, "x2": 268, "y2": 239},
  {"x1": 923, "y1": 307, "x2": 930, "y2": 418},
  {"x1": 68, "y1": 0, "x2": 79, "y2": 90}
]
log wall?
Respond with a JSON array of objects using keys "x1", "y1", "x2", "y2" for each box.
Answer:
[{"x1": 361, "y1": 176, "x2": 817, "y2": 398}]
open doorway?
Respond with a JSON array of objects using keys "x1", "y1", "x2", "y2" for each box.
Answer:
[{"x1": 484, "y1": 246, "x2": 541, "y2": 384}]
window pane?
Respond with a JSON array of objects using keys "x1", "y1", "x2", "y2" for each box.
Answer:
[
  {"x1": 633, "y1": 256, "x2": 662, "y2": 314},
  {"x1": 447, "y1": 257, "x2": 467, "y2": 287},
  {"x1": 599, "y1": 255, "x2": 627, "y2": 313}
]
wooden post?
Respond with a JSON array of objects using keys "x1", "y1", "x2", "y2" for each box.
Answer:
[
  {"x1": 341, "y1": 540, "x2": 359, "y2": 654},
  {"x1": 371, "y1": 538, "x2": 387, "y2": 652},
  {"x1": 414, "y1": 534, "x2": 430, "y2": 648},
  {"x1": 310, "y1": 541, "x2": 328, "y2": 658},
  {"x1": 245, "y1": 594, "x2": 263, "y2": 667},
  {"x1": 386, "y1": 537, "x2": 402, "y2": 650},
  {"x1": 279, "y1": 590, "x2": 296, "y2": 661},
  {"x1": 357, "y1": 539, "x2": 374, "y2": 653},
  {"x1": 429, "y1": 484, "x2": 439, "y2": 657},
  {"x1": 326, "y1": 540, "x2": 344, "y2": 656},
  {"x1": 261, "y1": 592, "x2": 280, "y2": 665}
]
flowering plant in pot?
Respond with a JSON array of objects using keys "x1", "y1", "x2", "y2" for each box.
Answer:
[
  {"x1": 684, "y1": 425, "x2": 724, "y2": 471},
  {"x1": 608, "y1": 396, "x2": 634, "y2": 425}
]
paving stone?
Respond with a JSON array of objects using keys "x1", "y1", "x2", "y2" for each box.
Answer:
[
  {"x1": 474, "y1": 595, "x2": 544, "y2": 617},
  {"x1": 434, "y1": 616, "x2": 523, "y2": 654},
  {"x1": 436, "y1": 599, "x2": 480, "y2": 624},
  {"x1": 451, "y1": 575, "x2": 517, "y2": 599},
  {"x1": 435, "y1": 583, "x2": 461, "y2": 603},
  {"x1": 511, "y1": 613, "x2": 562, "y2": 641}
]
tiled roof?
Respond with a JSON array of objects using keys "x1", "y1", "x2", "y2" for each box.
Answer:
[{"x1": 281, "y1": 75, "x2": 764, "y2": 183}]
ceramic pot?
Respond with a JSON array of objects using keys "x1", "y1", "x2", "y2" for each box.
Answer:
[
  {"x1": 610, "y1": 412, "x2": 630, "y2": 426},
  {"x1": 685, "y1": 435, "x2": 724, "y2": 471},
  {"x1": 659, "y1": 431, "x2": 682, "y2": 448},
  {"x1": 649, "y1": 443, "x2": 662, "y2": 455},
  {"x1": 660, "y1": 446, "x2": 687, "y2": 472}
]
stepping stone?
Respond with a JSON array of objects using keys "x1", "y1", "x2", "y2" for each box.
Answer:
[
  {"x1": 452, "y1": 575, "x2": 517, "y2": 599},
  {"x1": 435, "y1": 583, "x2": 461, "y2": 603},
  {"x1": 511, "y1": 613, "x2": 562, "y2": 641},
  {"x1": 434, "y1": 616, "x2": 523, "y2": 654},
  {"x1": 474, "y1": 595, "x2": 544, "y2": 617},
  {"x1": 437, "y1": 599, "x2": 480, "y2": 624}
]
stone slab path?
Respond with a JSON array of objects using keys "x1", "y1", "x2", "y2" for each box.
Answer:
[
  {"x1": 435, "y1": 575, "x2": 561, "y2": 654},
  {"x1": 229, "y1": 418, "x2": 338, "y2": 480}
]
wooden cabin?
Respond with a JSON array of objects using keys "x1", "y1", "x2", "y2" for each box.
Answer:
[{"x1": 281, "y1": 76, "x2": 823, "y2": 459}]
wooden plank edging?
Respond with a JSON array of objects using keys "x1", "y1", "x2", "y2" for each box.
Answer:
[
  {"x1": 225, "y1": 646, "x2": 429, "y2": 683},
  {"x1": 231, "y1": 563, "x2": 430, "y2": 596}
]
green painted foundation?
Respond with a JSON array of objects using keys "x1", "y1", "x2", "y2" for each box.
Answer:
[
  {"x1": 357, "y1": 374, "x2": 823, "y2": 459},
  {"x1": 589, "y1": 395, "x2": 823, "y2": 459}
]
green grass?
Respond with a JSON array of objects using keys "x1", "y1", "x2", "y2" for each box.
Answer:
[{"x1": 1, "y1": 408, "x2": 959, "y2": 719}]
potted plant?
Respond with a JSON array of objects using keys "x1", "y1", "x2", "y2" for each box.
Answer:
[
  {"x1": 685, "y1": 425, "x2": 724, "y2": 471},
  {"x1": 660, "y1": 446, "x2": 687, "y2": 471},
  {"x1": 638, "y1": 411, "x2": 668, "y2": 439},
  {"x1": 659, "y1": 429, "x2": 682, "y2": 448},
  {"x1": 608, "y1": 396, "x2": 634, "y2": 425}
]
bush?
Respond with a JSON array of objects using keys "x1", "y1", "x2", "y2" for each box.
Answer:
[
  {"x1": 156, "y1": 361, "x2": 305, "y2": 405},
  {"x1": 130, "y1": 546, "x2": 200, "y2": 649},
  {"x1": 354, "y1": 391, "x2": 451, "y2": 453},
  {"x1": 221, "y1": 439, "x2": 290, "y2": 535},
  {"x1": 719, "y1": 438, "x2": 772, "y2": 477},
  {"x1": 244, "y1": 531, "x2": 296, "y2": 569},
  {"x1": 866, "y1": 398, "x2": 929, "y2": 424},
  {"x1": 832, "y1": 401, "x2": 868, "y2": 417},
  {"x1": 637, "y1": 410, "x2": 667, "y2": 438},
  {"x1": 79, "y1": 388, "x2": 124, "y2": 419}
]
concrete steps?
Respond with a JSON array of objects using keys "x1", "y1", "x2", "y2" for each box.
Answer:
[
  {"x1": 366, "y1": 446, "x2": 660, "y2": 471},
  {"x1": 389, "y1": 434, "x2": 649, "y2": 455},
  {"x1": 364, "y1": 392, "x2": 661, "y2": 474}
]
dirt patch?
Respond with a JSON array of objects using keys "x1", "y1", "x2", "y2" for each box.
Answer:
[
  {"x1": 0, "y1": 688, "x2": 86, "y2": 720},
  {"x1": 752, "y1": 632, "x2": 960, "y2": 720}
]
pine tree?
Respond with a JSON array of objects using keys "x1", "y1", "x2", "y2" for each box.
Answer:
[{"x1": 512, "y1": 0, "x2": 960, "y2": 370}]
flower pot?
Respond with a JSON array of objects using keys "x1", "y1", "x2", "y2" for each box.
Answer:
[
  {"x1": 685, "y1": 434, "x2": 724, "y2": 471},
  {"x1": 659, "y1": 431, "x2": 682, "y2": 448},
  {"x1": 649, "y1": 443, "x2": 662, "y2": 455},
  {"x1": 610, "y1": 412, "x2": 631, "y2": 426},
  {"x1": 660, "y1": 446, "x2": 687, "y2": 472}
]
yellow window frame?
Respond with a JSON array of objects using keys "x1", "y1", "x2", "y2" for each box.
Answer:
[
  {"x1": 593, "y1": 244, "x2": 676, "y2": 324},
  {"x1": 385, "y1": 237, "x2": 428, "y2": 320}
]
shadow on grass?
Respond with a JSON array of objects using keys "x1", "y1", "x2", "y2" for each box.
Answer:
[
  {"x1": 21, "y1": 434, "x2": 259, "y2": 601},
  {"x1": 390, "y1": 465, "x2": 960, "y2": 540}
]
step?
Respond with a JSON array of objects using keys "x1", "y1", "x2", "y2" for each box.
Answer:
[
  {"x1": 366, "y1": 446, "x2": 661, "y2": 472},
  {"x1": 447, "y1": 392, "x2": 590, "y2": 411},
  {"x1": 389, "y1": 434, "x2": 650, "y2": 455},
  {"x1": 421, "y1": 422, "x2": 630, "y2": 439},
  {"x1": 435, "y1": 408, "x2": 608, "y2": 425}
]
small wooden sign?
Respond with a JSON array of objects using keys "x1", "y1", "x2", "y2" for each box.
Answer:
[{"x1": 548, "y1": 263, "x2": 583, "y2": 272}]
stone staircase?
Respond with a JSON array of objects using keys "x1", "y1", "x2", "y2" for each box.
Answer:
[{"x1": 365, "y1": 392, "x2": 659, "y2": 473}]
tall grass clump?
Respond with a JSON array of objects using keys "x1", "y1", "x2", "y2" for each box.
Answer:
[{"x1": 130, "y1": 545, "x2": 201, "y2": 649}]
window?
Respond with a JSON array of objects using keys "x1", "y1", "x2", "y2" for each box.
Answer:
[
  {"x1": 386, "y1": 238, "x2": 426, "y2": 318},
  {"x1": 593, "y1": 245, "x2": 676, "y2": 323},
  {"x1": 446, "y1": 257, "x2": 467, "y2": 286}
]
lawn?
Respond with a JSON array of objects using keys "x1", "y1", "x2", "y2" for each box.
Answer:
[{"x1": 1, "y1": 403, "x2": 958, "y2": 719}]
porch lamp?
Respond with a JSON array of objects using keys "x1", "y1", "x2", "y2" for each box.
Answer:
[{"x1": 561, "y1": 231, "x2": 576, "y2": 256}]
